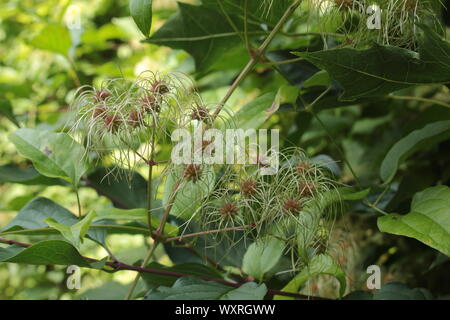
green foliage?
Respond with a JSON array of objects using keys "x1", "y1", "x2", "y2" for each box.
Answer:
[
  {"x1": 9, "y1": 129, "x2": 88, "y2": 186},
  {"x1": 378, "y1": 186, "x2": 450, "y2": 257},
  {"x1": 1, "y1": 0, "x2": 450, "y2": 301},
  {"x1": 380, "y1": 120, "x2": 450, "y2": 183},
  {"x1": 275, "y1": 254, "x2": 346, "y2": 300},
  {"x1": 295, "y1": 26, "x2": 450, "y2": 100},
  {"x1": 242, "y1": 236, "x2": 285, "y2": 280},
  {"x1": 145, "y1": 277, "x2": 267, "y2": 300},
  {"x1": 0, "y1": 240, "x2": 105, "y2": 269},
  {"x1": 129, "y1": 0, "x2": 152, "y2": 37}
]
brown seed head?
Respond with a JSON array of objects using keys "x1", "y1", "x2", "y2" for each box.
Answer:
[
  {"x1": 94, "y1": 89, "x2": 110, "y2": 102},
  {"x1": 299, "y1": 181, "x2": 315, "y2": 197},
  {"x1": 151, "y1": 81, "x2": 170, "y2": 95},
  {"x1": 296, "y1": 161, "x2": 311, "y2": 175},
  {"x1": 141, "y1": 95, "x2": 160, "y2": 114},
  {"x1": 128, "y1": 111, "x2": 142, "y2": 127},
  {"x1": 191, "y1": 105, "x2": 210, "y2": 121},
  {"x1": 104, "y1": 114, "x2": 122, "y2": 132},
  {"x1": 183, "y1": 164, "x2": 202, "y2": 183},
  {"x1": 92, "y1": 104, "x2": 106, "y2": 118},
  {"x1": 220, "y1": 202, "x2": 238, "y2": 217},
  {"x1": 283, "y1": 199, "x2": 302, "y2": 214},
  {"x1": 241, "y1": 180, "x2": 257, "y2": 197}
]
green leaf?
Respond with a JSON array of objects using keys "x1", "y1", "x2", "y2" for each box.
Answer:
[
  {"x1": 275, "y1": 254, "x2": 346, "y2": 300},
  {"x1": 146, "y1": 2, "x2": 258, "y2": 72},
  {"x1": 142, "y1": 262, "x2": 222, "y2": 289},
  {"x1": 0, "y1": 97, "x2": 19, "y2": 127},
  {"x1": 0, "y1": 240, "x2": 104, "y2": 268},
  {"x1": 95, "y1": 208, "x2": 178, "y2": 236},
  {"x1": 230, "y1": 92, "x2": 277, "y2": 130},
  {"x1": 87, "y1": 167, "x2": 148, "y2": 209},
  {"x1": 44, "y1": 211, "x2": 97, "y2": 248},
  {"x1": 9, "y1": 128, "x2": 88, "y2": 186},
  {"x1": 130, "y1": 0, "x2": 152, "y2": 37},
  {"x1": 294, "y1": 25, "x2": 450, "y2": 100},
  {"x1": 202, "y1": 0, "x2": 293, "y2": 26},
  {"x1": 373, "y1": 282, "x2": 433, "y2": 300},
  {"x1": 380, "y1": 120, "x2": 450, "y2": 183},
  {"x1": 378, "y1": 186, "x2": 450, "y2": 257},
  {"x1": 1, "y1": 197, "x2": 105, "y2": 245},
  {"x1": 144, "y1": 277, "x2": 267, "y2": 300},
  {"x1": 29, "y1": 24, "x2": 72, "y2": 57},
  {"x1": 242, "y1": 236, "x2": 285, "y2": 280},
  {"x1": 303, "y1": 70, "x2": 332, "y2": 88},
  {"x1": 0, "y1": 164, "x2": 64, "y2": 186},
  {"x1": 163, "y1": 166, "x2": 215, "y2": 220}
]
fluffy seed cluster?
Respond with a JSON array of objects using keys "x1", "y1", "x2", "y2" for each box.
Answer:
[
  {"x1": 307, "y1": 0, "x2": 442, "y2": 50},
  {"x1": 192, "y1": 148, "x2": 339, "y2": 267},
  {"x1": 68, "y1": 72, "x2": 204, "y2": 172}
]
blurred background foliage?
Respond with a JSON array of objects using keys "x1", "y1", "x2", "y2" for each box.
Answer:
[{"x1": 0, "y1": 0, "x2": 449, "y2": 299}]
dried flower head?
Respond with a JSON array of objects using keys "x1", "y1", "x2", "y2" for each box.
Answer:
[
  {"x1": 241, "y1": 180, "x2": 257, "y2": 197},
  {"x1": 283, "y1": 199, "x2": 303, "y2": 214},
  {"x1": 183, "y1": 164, "x2": 203, "y2": 183},
  {"x1": 220, "y1": 202, "x2": 238, "y2": 217}
]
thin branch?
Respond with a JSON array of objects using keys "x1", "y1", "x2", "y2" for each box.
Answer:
[
  {"x1": 212, "y1": 0, "x2": 303, "y2": 121},
  {"x1": 0, "y1": 237, "x2": 327, "y2": 300}
]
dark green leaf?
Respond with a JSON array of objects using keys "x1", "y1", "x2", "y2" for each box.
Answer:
[
  {"x1": 0, "y1": 240, "x2": 104, "y2": 268},
  {"x1": 294, "y1": 25, "x2": 450, "y2": 100},
  {"x1": 142, "y1": 262, "x2": 222, "y2": 289},
  {"x1": 86, "y1": 168, "x2": 148, "y2": 209},
  {"x1": 378, "y1": 186, "x2": 450, "y2": 257},
  {"x1": 380, "y1": 120, "x2": 450, "y2": 183},
  {"x1": 145, "y1": 277, "x2": 267, "y2": 300},
  {"x1": 146, "y1": 2, "x2": 258, "y2": 72},
  {"x1": 9, "y1": 129, "x2": 88, "y2": 186},
  {"x1": 0, "y1": 97, "x2": 19, "y2": 127},
  {"x1": 0, "y1": 164, "x2": 64, "y2": 186},
  {"x1": 130, "y1": 0, "x2": 152, "y2": 37}
]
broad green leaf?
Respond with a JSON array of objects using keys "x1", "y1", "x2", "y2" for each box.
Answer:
[
  {"x1": 144, "y1": 277, "x2": 267, "y2": 300},
  {"x1": 303, "y1": 70, "x2": 332, "y2": 88},
  {"x1": 294, "y1": 25, "x2": 450, "y2": 100},
  {"x1": 380, "y1": 120, "x2": 450, "y2": 183},
  {"x1": 0, "y1": 97, "x2": 19, "y2": 127},
  {"x1": 1, "y1": 197, "x2": 105, "y2": 245},
  {"x1": 45, "y1": 211, "x2": 97, "y2": 248},
  {"x1": 373, "y1": 282, "x2": 433, "y2": 300},
  {"x1": 87, "y1": 167, "x2": 148, "y2": 209},
  {"x1": 146, "y1": 2, "x2": 258, "y2": 72},
  {"x1": 242, "y1": 236, "x2": 285, "y2": 280},
  {"x1": 130, "y1": 0, "x2": 152, "y2": 37},
  {"x1": 0, "y1": 240, "x2": 104, "y2": 269},
  {"x1": 77, "y1": 281, "x2": 146, "y2": 300},
  {"x1": 163, "y1": 166, "x2": 215, "y2": 220},
  {"x1": 95, "y1": 208, "x2": 178, "y2": 236},
  {"x1": 29, "y1": 24, "x2": 72, "y2": 57},
  {"x1": 378, "y1": 186, "x2": 450, "y2": 257},
  {"x1": 9, "y1": 128, "x2": 88, "y2": 186},
  {"x1": 142, "y1": 262, "x2": 222, "y2": 289},
  {"x1": 0, "y1": 164, "x2": 64, "y2": 186},
  {"x1": 304, "y1": 187, "x2": 370, "y2": 214},
  {"x1": 275, "y1": 254, "x2": 346, "y2": 300},
  {"x1": 230, "y1": 92, "x2": 277, "y2": 130},
  {"x1": 202, "y1": 0, "x2": 293, "y2": 26}
]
